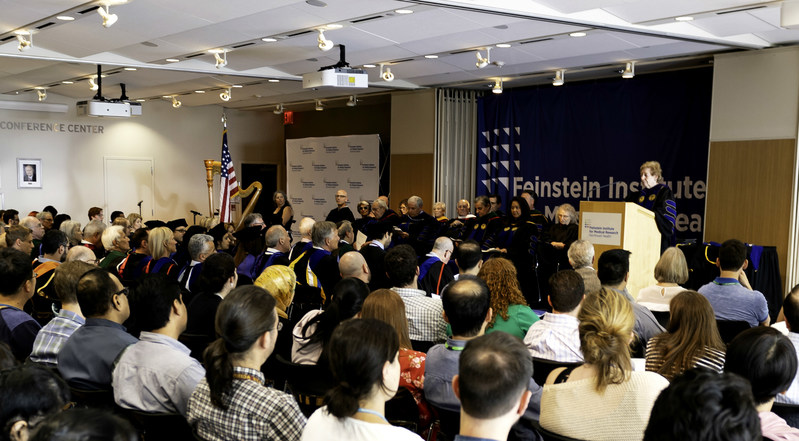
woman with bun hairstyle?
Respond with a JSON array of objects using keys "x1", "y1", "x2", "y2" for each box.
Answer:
[
  {"x1": 187, "y1": 286, "x2": 306, "y2": 440},
  {"x1": 301, "y1": 318, "x2": 423, "y2": 441},
  {"x1": 540, "y1": 287, "x2": 669, "y2": 441}
]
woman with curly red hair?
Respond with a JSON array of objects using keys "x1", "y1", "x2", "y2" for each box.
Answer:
[{"x1": 477, "y1": 257, "x2": 539, "y2": 339}]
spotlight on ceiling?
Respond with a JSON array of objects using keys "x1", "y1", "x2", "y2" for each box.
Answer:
[
  {"x1": 315, "y1": 100, "x2": 324, "y2": 111},
  {"x1": 211, "y1": 50, "x2": 228, "y2": 69},
  {"x1": 36, "y1": 88, "x2": 47, "y2": 102},
  {"x1": 553, "y1": 69, "x2": 565, "y2": 87},
  {"x1": 171, "y1": 96, "x2": 182, "y2": 108},
  {"x1": 347, "y1": 95, "x2": 357, "y2": 107},
  {"x1": 492, "y1": 79, "x2": 503, "y2": 94},
  {"x1": 88, "y1": 77, "x2": 99, "y2": 91},
  {"x1": 16, "y1": 32, "x2": 32, "y2": 52},
  {"x1": 220, "y1": 88, "x2": 232, "y2": 102},
  {"x1": 380, "y1": 64, "x2": 394, "y2": 82},
  {"x1": 274, "y1": 104, "x2": 284, "y2": 115},
  {"x1": 622, "y1": 61, "x2": 635, "y2": 79},
  {"x1": 317, "y1": 29, "x2": 334, "y2": 51},
  {"x1": 97, "y1": 5, "x2": 118, "y2": 28},
  {"x1": 476, "y1": 48, "x2": 490, "y2": 68}
]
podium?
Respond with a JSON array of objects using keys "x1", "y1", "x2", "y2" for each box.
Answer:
[{"x1": 578, "y1": 201, "x2": 659, "y2": 297}]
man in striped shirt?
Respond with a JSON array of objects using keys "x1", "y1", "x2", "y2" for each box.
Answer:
[{"x1": 524, "y1": 270, "x2": 584, "y2": 363}]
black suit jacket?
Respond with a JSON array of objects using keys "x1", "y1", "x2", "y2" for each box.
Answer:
[{"x1": 360, "y1": 243, "x2": 390, "y2": 291}]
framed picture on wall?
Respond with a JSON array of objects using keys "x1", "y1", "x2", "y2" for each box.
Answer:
[{"x1": 17, "y1": 158, "x2": 42, "y2": 189}]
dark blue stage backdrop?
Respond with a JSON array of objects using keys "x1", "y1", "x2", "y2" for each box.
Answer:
[{"x1": 477, "y1": 67, "x2": 713, "y2": 243}]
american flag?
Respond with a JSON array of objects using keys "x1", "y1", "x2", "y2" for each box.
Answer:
[{"x1": 219, "y1": 126, "x2": 239, "y2": 223}]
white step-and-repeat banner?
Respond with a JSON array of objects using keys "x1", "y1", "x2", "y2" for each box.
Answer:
[{"x1": 286, "y1": 134, "x2": 380, "y2": 236}]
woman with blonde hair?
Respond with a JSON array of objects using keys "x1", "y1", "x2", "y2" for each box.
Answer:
[
  {"x1": 255, "y1": 265, "x2": 297, "y2": 359},
  {"x1": 60, "y1": 220, "x2": 83, "y2": 247},
  {"x1": 625, "y1": 160, "x2": 676, "y2": 253},
  {"x1": 477, "y1": 257, "x2": 538, "y2": 339},
  {"x1": 126, "y1": 213, "x2": 143, "y2": 232},
  {"x1": 143, "y1": 226, "x2": 178, "y2": 279},
  {"x1": 541, "y1": 287, "x2": 669, "y2": 440},
  {"x1": 645, "y1": 290, "x2": 725, "y2": 380},
  {"x1": 636, "y1": 247, "x2": 689, "y2": 312}
]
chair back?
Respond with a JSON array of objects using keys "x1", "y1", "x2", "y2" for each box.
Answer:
[
  {"x1": 410, "y1": 340, "x2": 435, "y2": 353},
  {"x1": 178, "y1": 332, "x2": 213, "y2": 363},
  {"x1": 430, "y1": 404, "x2": 460, "y2": 441},
  {"x1": 715, "y1": 320, "x2": 751, "y2": 344},
  {"x1": 385, "y1": 386, "x2": 420, "y2": 433},
  {"x1": 123, "y1": 410, "x2": 195, "y2": 441},
  {"x1": 531, "y1": 358, "x2": 583, "y2": 386},
  {"x1": 274, "y1": 354, "x2": 334, "y2": 417},
  {"x1": 68, "y1": 386, "x2": 115, "y2": 409},
  {"x1": 772, "y1": 402, "x2": 799, "y2": 429},
  {"x1": 651, "y1": 310, "x2": 670, "y2": 328},
  {"x1": 536, "y1": 424, "x2": 585, "y2": 441}
]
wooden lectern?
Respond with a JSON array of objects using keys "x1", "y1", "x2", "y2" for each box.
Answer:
[{"x1": 578, "y1": 201, "x2": 659, "y2": 298}]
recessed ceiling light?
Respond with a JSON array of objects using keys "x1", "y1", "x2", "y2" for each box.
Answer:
[
  {"x1": 424, "y1": 55, "x2": 438, "y2": 59},
  {"x1": 325, "y1": 23, "x2": 343, "y2": 29},
  {"x1": 496, "y1": 43, "x2": 511, "y2": 48},
  {"x1": 62, "y1": 81, "x2": 74, "y2": 84},
  {"x1": 232, "y1": 85, "x2": 243, "y2": 88},
  {"x1": 166, "y1": 58, "x2": 179, "y2": 62},
  {"x1": 306, "y1": 0, "x2": 327, "y2": 6},
  {"x1": 569, "y1": 32, "x2": 587, "y2": 37},
  {"x1": 56, "y1": 16, "x2": 75, "y2": 21},
  {"x1": 124, "y1": 67, "x2": 136, "y2": 71},
  {"x1": 194, "y1": 90, "x2": 206, "y2": 93},
  {"x1": 363, "y1": 64, "x2": 376, "y2": 68},
  {"x1": 268, "y1": 79, "x2": 280, "y2": 82},
  {"x1": 675, "y1": 16, "x2": 694, "y2": 21},
  {"x1": 262, "y1": 37, "x2": 277, "y2": 42},
  {"x1": 395, "y1": 9, "x2": 413, "y2": 14}
]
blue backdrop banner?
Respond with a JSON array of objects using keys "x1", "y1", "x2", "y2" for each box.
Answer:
[{"x1": 476, "y1": 67, "x2": 713, "y2": 243}]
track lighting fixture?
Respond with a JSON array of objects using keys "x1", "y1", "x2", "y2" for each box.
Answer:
[
  {"x1": 220, "y1": 88, "x2": 231, "y2": 102},
  {"x1": 622, "y1": 61, "x2": 635, "y2": 79},
  {"x1": 347, "y1": 95, "x2": 357, "y2": 107},
  {"x1": 476, "y1": 48, "x2": 490, "y2": 68},
  {"x1": 88, "y1": 77, "x2": 99, "y2": 91},
  {"x1": 317, "y1": 29, "x2": 334, "y2": 51},
  {"x1": 97, "y1": 5, "x2": 118, "y2": 28},
  {"x1": 211, "y1": 50, "x2": 228, "y2": 69},
  {"x1": 492, "y1": 79, "x2": 503, "y2": 94},
  {"x1": 380, "y1": 64, "x2": 394, "y2": 82},
  {"x1": 315, "y1": 100, "x2": 324, "y2": 111},
  {"x1": 553, "y1": 69, "x2": 565, "y2": 87},
  {"x1": 172, "y1": 96, "x2": 182, "y2": 108},
  {"x1": 16, "y1": 32, "x2": 31, "y2": 52},
  {"x1": 274, "y1": 104, "x2": 284, "y2": 115},
  {"x1": 36, "y1": 88, "x2": 47, "y2": 102}
]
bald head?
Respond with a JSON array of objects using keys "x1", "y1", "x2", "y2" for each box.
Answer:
[
  {"x1": 335, "y1": 189, "x2": 349, "y2": 208},
  {"x1": 432, "y1": 236, "x2": 454, "y2": 263},
  {"x1": 66, "y1": 246, "x2": 97, "y2": 265},
  {"x1": 339, "y1": 251, "x2": 370, "y2": 283}
]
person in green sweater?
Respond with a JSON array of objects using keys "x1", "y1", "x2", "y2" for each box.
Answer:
[{"x1": 478, "y1": 257, "x2": 539, "y2": 340}]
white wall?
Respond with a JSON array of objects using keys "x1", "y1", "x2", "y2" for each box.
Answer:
[{"x1": 0, "y1": 93, "x2": 283, "y2": 223}]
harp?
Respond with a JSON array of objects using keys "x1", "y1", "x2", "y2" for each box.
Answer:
[{"x1": 204, "y1": 159, "x2": 262, "y2": 231}]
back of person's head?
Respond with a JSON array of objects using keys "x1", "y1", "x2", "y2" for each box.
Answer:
[
  {"x1": 0, "y1": 248, "x2": 33, "y2": 296},
  {"x1": 76, "y1": 268, "x2": 117, "y2": 317},
  {"x1": 41, "y1": 230, "x2": 67, "y2": 255},
  {"x1": 578, "y1": 287, "x2": 634, "y2": 391},
  {"x1": 385, "y1": 245, "x2": 418, "y2": 287},
  {"x1": 718, "y1": 239, "x2": 748, "y2": 271},
  {"x1": 130, "y1": 274, "x2": 182, "y2": 332},
  {"x1": 298, "y1": 217, "x2": 315, "y2": 238},
  {"x1": 264, "y1": 225, "x2": 284, "y2": 248},
  {"x1": 654, "y1": 247, "x2": 689, "y2": 284},
  {"x1": 454, "y1": 240, "x2": 482, "y2": 271},
  {"x1": 82, "y1": 220, "x2": 106, "y2": 239},
  {"x1": 65, "y1": 246, "x2": 95, "y2": 264},
  {"x1": 188, "y1": 234, "x2": 214, "y2": 261},
  {"x1": 5, "y1": 226, "x2": 30, "y2": 249},
  {"x1": 29, "y1": 408, "x2": 137, "y2": 441},
  {"x1": 52, "y1": 261, "x2": 95, "y2": 304},
  {"x1": 477, "y1": 258, "x2": 526, "y2": 327},
  {"x1": 131, "y1": 228, "x2": 148, "y2": 250},
  {"x1": 2, "y1": 210, "x2": 18, "y2": 225},
  {"x1": 243, "y1": 213, "x2": 263, "y2": 228},
  {"x1": 365, "y1": 221, "x2": 393, "y2": 242},
  {"x1": 301, "y1": 278, "x2": 370, "y2": 350},
  {"x1": 100, "y1": 225, "x2": 124, "y2": 250},
  {"x1": 644, "y1": 368, "x2": 759, "y2": 441},
  {"x1": 724, "y1": 326, "x2": 797, "y2": 405},
  {"x1": 548, "y1": 270, "x2": 585, "y2": 313},
  {"x1": 458, "y1": 332, "x2": 532, "y2": 419},
  {"x1": 53, "y1": 214, "x2": 70, "y2": 231},
  {"x1": 442, "y1": 276, "x2": 491, "y2": 337},
  {"x1": 567, "y1": 239, "x2": 594, "y2": 268},
  {"x1": 311, "y1": 221, "x2": 337, "y2": 247},
  {"x1": 325, "y1": 318, "x2": 399, "y2": 419},
  {"x1": 254, "y1": 265, "x2": 296, "y2": 319},
  {"x1": 147, "y1": 227, "x2": 173, "y2": 259},
  {"x1": 432, "y1": 236, "x2": 453, "y2": 253},
  {"x1": 87, "y1": 207, "x2": 102, "y2": 220},
  {"x1": 783, "y1": 284, "x2": 799, "y2": 330},
  {"x1": 360, "y1": 289, "x2": 413, "y2": 350},
  {"x1": 597, "y1": 249, "x2": 631, "y2": 286},
  {"x1": 197, "y1": 252, "x2": 235, "y2": 295},
  {"x1": 0, "y1": 365, "x2": 70, "y2": 441},
  {"x1": 658, "y1": 291, "x2": 724, "y2": 380},
  {"x1": 204, "y1": 286, "x2": 277, "y2": 409},
  {"x1": 337, "y1": 220, "x2": 353, "y2": 240}
]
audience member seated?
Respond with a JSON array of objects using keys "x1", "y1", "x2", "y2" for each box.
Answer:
[
  {"x1": 28, "y1": 408, "x2": 137, "y2": 441},
  {"x1": 778, "y1": 284, "x2": 799, "y2": 405},
  {"x1": 260, "y1": 225, "x2": 291, "y2": 270},
  {"x1": 335, "y1": 220, "x2": 355, "y2": 257},
  {"x1": 466, "y1": 196, "x2": 502, "y2": 247},
  {"x1": 698, "y1": 239, "x2": 770, "y2": 327},
  {"x1": 292, "y1": 278, "x2": 369, "y2": 365},
  {"x1": 524, "y1": 270, "x2": 584, "y2": 363},
  {"x1": 396, "y1": 195, "x2": 438, "y2": 257},
  {"x1": 477, "y1": 257, "x2": 538, "y2": 339},
  {"x1": 352, "y1": 200, "x2": 372, "y2": 235},
  {"x1": 29, "y1": 261, "x2": 94, "y2": 367},
  {"x1": 143, "y1": 227, "x2": 179, "y2": 280},
  {"x1": 112, "y1": 274, "x2": 205, "y2": 416},
  {"x1": 291, "y1": 221, "x2": 341, "y2": 305},
  {"x1": 359, "y1": 222, "x2": 393, "y2": 291},
  {"x1": 598, "y1": 249, "x2": 665, "y2": 348},
  {"x1": 418, "y1": 237, "x2": 455, "y2": 297},
  {"x1": 636, "y1": 247, "x2": 689, "y2": 312},
  {"x1": 254, "y1": 265, "x2": 297, "y2": 359},
  {"x1": 487, "y1": 196, "x2": 539, "y2": 305},
  {"x1": 0, "y1": 248, "x2": 40, "y2": 361},
  {"x1": 387, "y1": 245, "x2": 447, "y2": 346},
  {"x1": 98, "y1": 225, "x2": 130, "y2": 271},
  {"x1": 338, "y1": 251, "x2": 371, "y2": 284},
  {"x1": 233, "y1": 226, "x2": 265, "y2": 284},
  {"x1": 176, "y1": 233, "x2": 215, "y2": 295},
  {"x1": 453, "y1": 240, "x2": 482, "y2": 280},
  {"x1": 187, "y1": 286, "x2": 306, "y2": 440},
  {"x1": 371, "y1": 198, "x2": 400, "y2": 228},
  {"x1": 58, "y1": 269, "x2": 137, "y2": 390},
  {"x1": 540, "y1": 287, "x2": 669, "y2": 441},
  {"x1": 453, "y1": 332, "x2": 533, "y2": 441},
  {"x1": 64, "y1": 246, "x2": 97, "y2": 265},
  {"x1": 724, "y1": 327, "x2": 799, "y2": 440},
  {"x1": 300, "y1": 318, "x2": 423, "y2": 441},
  {"x1": 59, "y1": 221, "x2": 82, "y2": 248},
  {"x1": 361, "y1": 289, "x2": 432, "y2": 434},
  {"x1": 0, "y1": 365, "x2": 70, "y2": 441},
  {"x1": 567, "y1": 239, "x2": 601, "y2": 295},
  {"x1": 186, "y1": 253, "x2": 236, "y2": 343},
  {"x1": 80, "y1": 220, "x2": 106, "y2": 260},
  {"x1": 645, "y1": 290, "x2": 726, "y2": 380},
  {"x1": 21, "y1": 216, "x2": 44, "y2": 259},
  {"x1": 6, "y1": 225, "x2": 33, "y2": 255},
  {"x1": 643, "y1": 368, "x2": 760, "y2": 441},
  {"x1": 289, "y1": 217, "x2": 315, "y2": 261},
  {"x1": 116, "y1": 228, "x2": 151, "y2": 286},
  {"x1": 208, "y1": 223, "x2": 233, "y2": 255},
  {"x1": 31, "y1": 230, "x2": 68, "y2": 307}
]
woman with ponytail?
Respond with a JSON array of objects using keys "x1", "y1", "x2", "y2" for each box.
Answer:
[
  {"x1": 186, "y1": 286, "x2": 306, "y2": 440},
  {"x1": 540, "y1": 288, "x2": 669, "y2": 441},
  {"x1": 301, "y1": 318, "x2": 423, "y2": 441}
]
